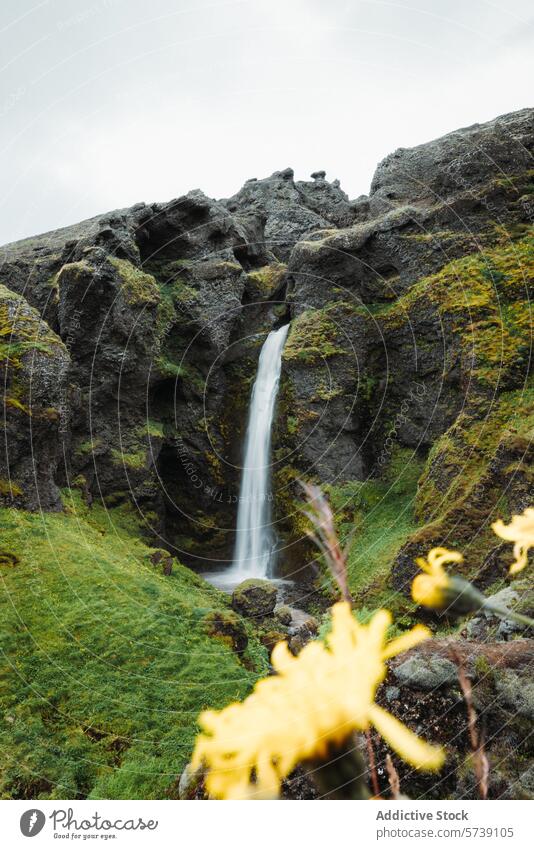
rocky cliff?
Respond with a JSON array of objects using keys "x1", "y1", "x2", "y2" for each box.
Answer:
[{"x1": 1, "y1": 107, "x2": 532, "y2": 586}]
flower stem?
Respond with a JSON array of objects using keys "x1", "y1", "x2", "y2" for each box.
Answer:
[{"x1": 482, "y1": 600, "x2": 534, "y2": 630}]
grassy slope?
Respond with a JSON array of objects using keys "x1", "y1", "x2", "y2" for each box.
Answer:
[
  {"x1": 325, "y1": 448, "x2": 423, "y2": 620},
  {"x1": 0, "y1": 492, "x2": 268, "y2": 800}
]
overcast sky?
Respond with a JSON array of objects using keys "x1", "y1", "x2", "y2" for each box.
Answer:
[{"x1": 0, "y1": 0, "x2": 532, "y2": 245}]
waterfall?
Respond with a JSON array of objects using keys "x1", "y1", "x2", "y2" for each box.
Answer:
[{"x1": 231, "y1": 323, "x2": 289, "y2": 580}]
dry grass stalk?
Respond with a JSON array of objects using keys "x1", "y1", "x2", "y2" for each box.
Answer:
[
  {"x1": 365, "y1": 729, "x2": 381, "y2": 798},
  {"x1": 385, "y1": 754, "x2": 402, "y2": 800},
  {"x1": 300, "y1": 481, "x2": 353, "y2": 605},
  {"x1": 453, "y1": 650, "x2": 489, "y2": 799}
]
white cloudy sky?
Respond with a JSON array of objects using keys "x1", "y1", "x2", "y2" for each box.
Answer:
[{"x1": 0, "y1": 0, "x2": 532, "y2": 244}]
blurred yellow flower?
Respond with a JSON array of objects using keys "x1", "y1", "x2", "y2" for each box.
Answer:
[
  {"x1": 412, "y1": 547, "x2": 463, "y2": 608},
  {"x1": 192, "y1": 602, "x2": 444, "y2": 799},
  {"x1": 492, "y1": 508, "x2": 534, "y2": 575}
]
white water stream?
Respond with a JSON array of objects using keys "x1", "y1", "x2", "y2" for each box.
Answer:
[
  {"x1": 203, "y1": 323, "x2": 289, "y2": 590},
  {"x1": 230, "y1": 323, "x2": 290, "y2": 581}
]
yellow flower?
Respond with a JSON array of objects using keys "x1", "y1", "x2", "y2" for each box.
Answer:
[
  {"x1": 192, "y1": 603, "x2": 444, "y2": 799},
  {"x1": 412, "y1": 547, "x2": 463, "y2": 608},
  {"x1": 492, "y1": 508, "x2": 534, "y2": 575}
]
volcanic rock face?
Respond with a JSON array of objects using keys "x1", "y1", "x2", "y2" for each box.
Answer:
[
  {"x1": 0, "y1": 108, "x2": 532, "y2": 583},
  {"x1": 0, "y1": 284, "x2": 69, "y2": 509}
]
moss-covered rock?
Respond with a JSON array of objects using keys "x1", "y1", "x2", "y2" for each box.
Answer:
[
  {"x1": 0, "y1": 284, "x2": 70, "y2": 509},
  {"x1": 231, "y1": 578, "x2": 278, "y2": 619},
  {"x1": 203, "y1": 609, "x2": 248, "y2": 655}
]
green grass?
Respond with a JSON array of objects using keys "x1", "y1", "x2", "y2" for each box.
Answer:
[
  {"x1": 0, "y1": 492, "x2": 268, "y2": 800},
  {"x1": 325, "y1": 449, "x2": 424, "y2": 615}
]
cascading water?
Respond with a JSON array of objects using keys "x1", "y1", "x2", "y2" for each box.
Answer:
[
  {"x1": 231, "y1": 323, "x2": 290, "y2": 580},
  {"x1": 202, "y1": 323, "x2": 289, "y2": 591}
]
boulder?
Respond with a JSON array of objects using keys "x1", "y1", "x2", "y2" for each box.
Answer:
[
  {"x1": 274, "y1": 604, "x2": 293, "y2": 625},
  {"x1": 393, "y1": 654, "x2": 458, "y2": 690},
  {"x1": 231, "y1": 578, "x2": 277, "y2": 619}
]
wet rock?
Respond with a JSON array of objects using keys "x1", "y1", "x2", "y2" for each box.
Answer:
[
  {"x1": 495, "y1": 670, "x2": 534, "y2": 720},
  {"x1": 516, "y1": 764, "x2": 534, "y2": 798},
  {"x1": 393, "y1": 654, "x2": 459, "y2": 690},
  {"x1": 287, "y1": 610, "x2": 319, "y2": 655},
  {"x1": 274, "y1": 604, "x2": 293, "y2": 626},
  {"x1": 385, "y1": 685, "x2": 400, "y2": 702},
  {"x1": 369, "y1": 108, "x2": 533, "y2": 217},
  {"x1": 282, "y1": 766, "x2": 318, "y2": 799},
  {"x1": 231, "y1": 578, "x2": 278, "y2": 619},
  {"x1": 466, "y1": 586, "x2": 520, "y2": 640},
  {"x1": 222, "y1": 167, "x2": 354, "y2": 261},
  {"x1": 380, "y1": 637, "x2": 534, "y2": 800}
]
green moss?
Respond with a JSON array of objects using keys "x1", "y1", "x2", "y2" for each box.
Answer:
[
  {"x1": 286, "y1": 415, "x2": 298, "y2": 435},
  {"x1": 109, "y1": 257, "x2": 160, "y2": 307},
  {"x1": 4, "y1": 396, "x2": 30, "y2": 415},
  {"x1": 0, "y1": 491, "x2": 268, "y2": 799},
  {"x1": 110, "y1": 448, "x2": 147, "y2": 471},
  {"x1": 75, "y1": 438, "x2": 102, "y2": 457},
  {"x1": 376, "y1": 232, "x2": 533, "y2": 389},
  {"x1": 135, "y1": 420, "x2": 166, "y2": 439},
  {"x1": 417, "y1": 382, "x2": 534, "y2": 523},
  {"x1": 0, "y1": 285, "x2": 64, "y2": 366},
  {"x1": 0, "y1": 478, "x2": 22, "y2": 498},
  {"x1": 155, "y1": 360, "x2": 206, "y2": 397},
  {"x1": 405, "y1": 376, "x2": 534, "y2": 587},
  {"x1": 56, "y1": 260, "x2": 95, "y2": 285},
  {"x1": 246, "y1": 263, "x2": 286, "y2": 299},
  {"x1": 284, "y1": 306, "x2": 346, "y2": 363},
  {"x1": 401, "y1": 230, "x2": 463, "y2": 243},
  {"x1": 0, "y1": 285, "x2": 67, "y2": 418}
]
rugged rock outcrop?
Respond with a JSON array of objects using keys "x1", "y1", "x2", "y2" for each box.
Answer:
[
  {"x1": 0, "y1": 284, "x2": 69, "y2": 509},
  {"x1": 274, "y1": 108, "x2": 533, "y2": 585}
]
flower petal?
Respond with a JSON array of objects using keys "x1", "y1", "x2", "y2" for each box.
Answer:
[
  {"x1": 369, "y1": 704, "x2": 445, "y2": 771},
  {"x1": 270, "y1": 640, "x2": 294, "y2": 672},
  {"x1": 429, "y1": 548, "x2": 463, "y2": 570},
  {"x1": 492, "y1": 518, "x2": 516, "y2": 541},
  {"x1": 509, "y1": 545, "x2": 528, "y2": 575},
  {"x1": 382, "y1": 625, "x2": 431, "y2": 660}
]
